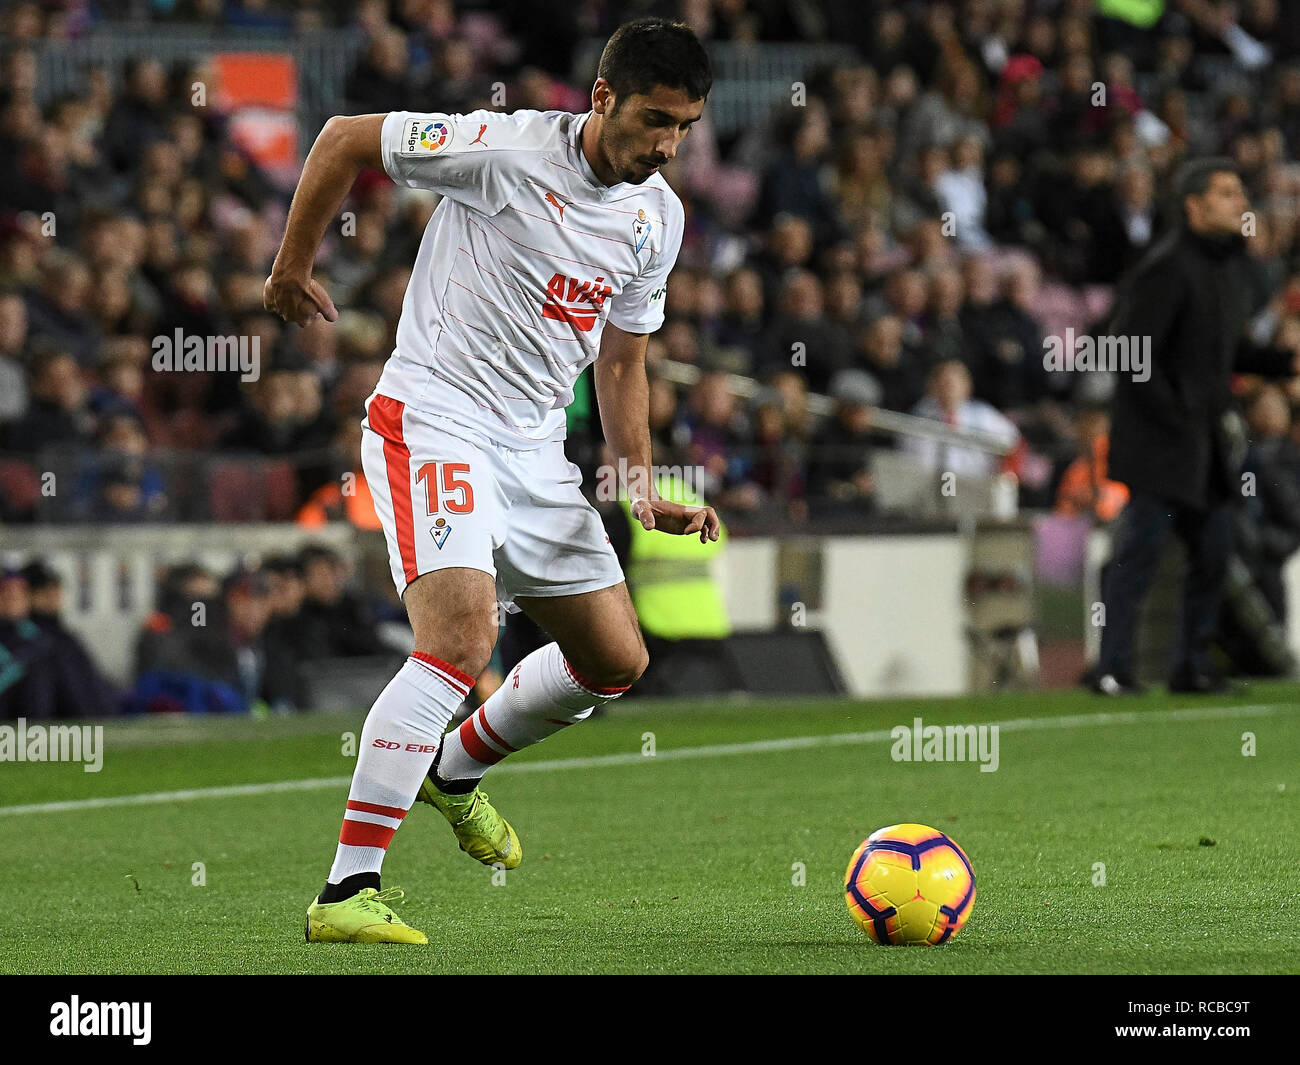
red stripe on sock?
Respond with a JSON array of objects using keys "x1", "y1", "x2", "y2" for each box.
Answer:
[
  {"x1": 475, "y1": 707, "x2": 517, "y2": 752},
  {"x1": 458, "y1": 716, "x2": 508, "y2": 766},
  {"x1": 367, "y1": 395, "x2": 418, "y2": 586},
  {"x1": 339, "y1": 817, "x2": 398, "y2": 849},
  {"x1": 345, "y1": 799, "x2": 407, "y2": 820},
  {"x1": 564, "y1": 659, "x2": 631, "y2": 696},
  {"x1": 410, "y1": 651, "x2": 475, "y2": 692}
]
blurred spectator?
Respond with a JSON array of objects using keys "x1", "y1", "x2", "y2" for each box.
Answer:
[
  {"x1": 966, "y1": 259, "x2": 1052, "y2": 412},
  {"x1": 4, "y1": 347, "x2": 94, "y2": 455},
  {"x1": 345, "y1": 28, "x2": 421, "y2": 114},
  {"x1": 903, "y1": 359, "x2": 1020, "y2": 480},
  {"x1": 223, "y1": 367, "x2": 333, "y2": 455},
  {"x1": 25, "y1": 249, "x2": 100, "y2": 367},
  {"x1": 855, "y1": 313, "x2": 925, "y2": 413},
  {"x1": 807, "y1": 369, "x2": 879, "y2": 517},
  {"x1": 679, "y1": 371, "x2": 756, "y2": 509},
  {"x1": 713, "y1": 267, "x2": 765, "y2": 361},
  {"x1": 296, "y1": 544, "x2": 389, "y2": 659},
  {"x1": 1054, "y1": 407, "x2": 1130, "y2": 522},
  {"x1": 21, "y1": 560, "x2": 120, "y2": 716},
  {"x1": 1238, "y1": 385, "x2": 1300, "y2": 622},
  {"x1": 0, "y1": 290, "x2": 28, "y2": 424},
  {"x1": 758, "y1": 269, "x2": 854, "y2": 391},
  {"x1": 935, "y1": 135, "x2": 993, "y2": 251},
  {"x1": 0, "y1": 566, "x2": 56, "y2": 719},
  {"x1": 71, "y1": 413, "x2": 167, "y2": 521},
  {"x1": 296, "y1": 421, "x2": 382, "y2": 530},
  {"x1": 751, "y1": 107, "x2": 842, "y2": 247}
]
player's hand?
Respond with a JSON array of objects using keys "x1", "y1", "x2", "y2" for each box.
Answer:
[
  {"x1": 631, "y1": 497, "x2": 720, "y2": 542},
  {"x1": 263, "y1": 272, "x2": 338, "y2": 326}
]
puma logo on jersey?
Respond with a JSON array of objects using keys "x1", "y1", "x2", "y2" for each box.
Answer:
[
  {"x1": 544, "y1": 191, "x2": 567, "y2": 221},
  {"x1": 541, "y1": 272, "x2": 612, "y2": 332},
  {"x1": 470, "y1": 123, "x2": 488, "y2": 147}
]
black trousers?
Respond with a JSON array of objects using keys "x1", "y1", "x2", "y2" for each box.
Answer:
[{"x1": 1097, "y1": 491, "x2": 1236, "y2": 681}]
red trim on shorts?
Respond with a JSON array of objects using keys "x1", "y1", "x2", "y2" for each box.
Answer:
[
  {"x1": 345, "y1": 800, "x2": 407, "y2": 821},
  {"x1": 367, "y1": 395, "x2": 418, "y2": 586},
  {"x1": 564, "y1": 659, "x2": 631, "y2": 696},
  {"x1": 458, "y1": 716, "x2": 508, "y2": 766},
  {"x1": 410, "y1": 651, "x2": 475, "y2": 692},
  {"x1": 339, "y1": 817, "x2": 398, "y2": 849}
]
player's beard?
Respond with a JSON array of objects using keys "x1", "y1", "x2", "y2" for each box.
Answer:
[{"x1": 601, "y1": 115, "x2": 655, "y2": 185}]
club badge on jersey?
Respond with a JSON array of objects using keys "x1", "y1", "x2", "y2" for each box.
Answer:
[{"x1": 634, "y1": 209, "x2": 652, "y2": 254}]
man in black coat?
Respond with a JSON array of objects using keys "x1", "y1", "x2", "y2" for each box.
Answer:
[{"x1": 1090, "y1": 159, "x2": 1300, "y2": 695}]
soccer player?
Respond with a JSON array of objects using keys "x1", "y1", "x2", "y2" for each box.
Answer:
[{"x1": 263, "y1": 18, "x2": 719, "y2": 943}]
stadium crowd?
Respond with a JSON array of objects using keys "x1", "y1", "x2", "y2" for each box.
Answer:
[
  {"x1": 5, "y1": 0, "x2": 1300, "y2": 708},
  {"x1": 3, "y1": 1, "x2": 1300, "y2": 525},
  {"x1": 0, "y1": 543, "x2": 405, "y2": 716}
]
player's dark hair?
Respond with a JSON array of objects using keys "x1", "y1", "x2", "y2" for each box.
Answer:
[
  {"x1": 596, "y1": 17, "x2": 712, "y2": 109},
  {"x1": 1176, "y1": 157, "x2": 1238, "y2": 216}
]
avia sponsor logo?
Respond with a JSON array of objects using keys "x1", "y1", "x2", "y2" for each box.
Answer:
[
  {"x1": 50, "y1": 997, "x2": 151, "y2": 1045},
  {"x1": 0, "y1": 718, "x2": 103, "y2": 773},
  {"x1": 372, "y1": 738, "x2": 439, "y2": 754},
  {"x1": 541, "y1": 272, "x2": 612, "y2": 332}
]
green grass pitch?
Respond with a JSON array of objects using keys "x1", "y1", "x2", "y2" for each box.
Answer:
[{"x1": 1, "y1": 683, "x2": 1296, "y2": 974}]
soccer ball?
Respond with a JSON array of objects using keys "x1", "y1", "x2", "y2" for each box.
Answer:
[{"x1": 844, "y1": 823, "x2": 976, "y2": 945}]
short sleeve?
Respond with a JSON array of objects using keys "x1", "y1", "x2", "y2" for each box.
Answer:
[
  {"x1": 380, "y1": 108, "x2": 552, "y2": 215},
  {"x1": 605, "y1": 192, "x2": 684, "y2": 334}
]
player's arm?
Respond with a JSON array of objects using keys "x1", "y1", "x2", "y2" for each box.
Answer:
[
  {"x1": 264, "y1": 113, "x2": 386, "y2": 326},
  {"x1": 594, "y1": 322, "x2": 719, "y2": 542}
]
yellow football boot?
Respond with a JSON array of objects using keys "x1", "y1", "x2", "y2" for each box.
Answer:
[
  {"x1": 305, "y1": 887, "x2": 427, "y2": 944},
  {"x1": 416, "y1": 779, "x2": 522, "y2": 869}
]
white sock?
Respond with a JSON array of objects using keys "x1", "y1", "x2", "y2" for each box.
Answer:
[
  {"x1": 327, "y1": 653, "x2": 474, "y2": 884},
  {"x1": 432, "y1": 642, "x2": 627, "y2": 788}
]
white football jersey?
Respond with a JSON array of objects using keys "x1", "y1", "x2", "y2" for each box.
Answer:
[{"x1": 374, "y1": 107, "x2": 685, "y2": 448}]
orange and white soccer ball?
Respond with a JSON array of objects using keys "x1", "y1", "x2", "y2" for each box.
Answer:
[{"x1": 844, "y1": 823, "x2": 976, "y2": 945}]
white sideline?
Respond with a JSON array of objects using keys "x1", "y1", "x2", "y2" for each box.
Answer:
[{"x1": 0, "y1": 701, "x2": 1292, "y2": 817}]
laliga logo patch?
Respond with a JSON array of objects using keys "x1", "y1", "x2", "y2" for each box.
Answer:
[
  {"x1": 431, "y1": 517, "x2": 452, "y2": 549},
  {"x1": 404, "y1": 118, "x2": 453, "y2": 155},
  {"x1": 633, "y1": 208, "x2": 652, "y2": 254},
  {"x1": 420, "y1": 120, "x2": 451, "y2": 151}
]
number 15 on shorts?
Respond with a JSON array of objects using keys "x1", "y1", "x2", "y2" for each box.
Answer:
[{"x1": 415, "y1": 461, "x2": 475, "y2": 515}]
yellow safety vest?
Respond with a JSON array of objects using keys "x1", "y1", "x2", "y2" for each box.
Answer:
[
  {"x1": 620, "y1": 475, "x2": 731, "y2": 640},
  {"x1": 1095, "y1": 0, "x2": 1163, "y2": 28}
]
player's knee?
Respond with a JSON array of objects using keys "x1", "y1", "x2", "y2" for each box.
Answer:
[
  {"x1": 413, "y1": 622, "x2": 496, "y2": 680},
  {"x1": 603, "y1": 644, "x2": 650, "y2": 688}
]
